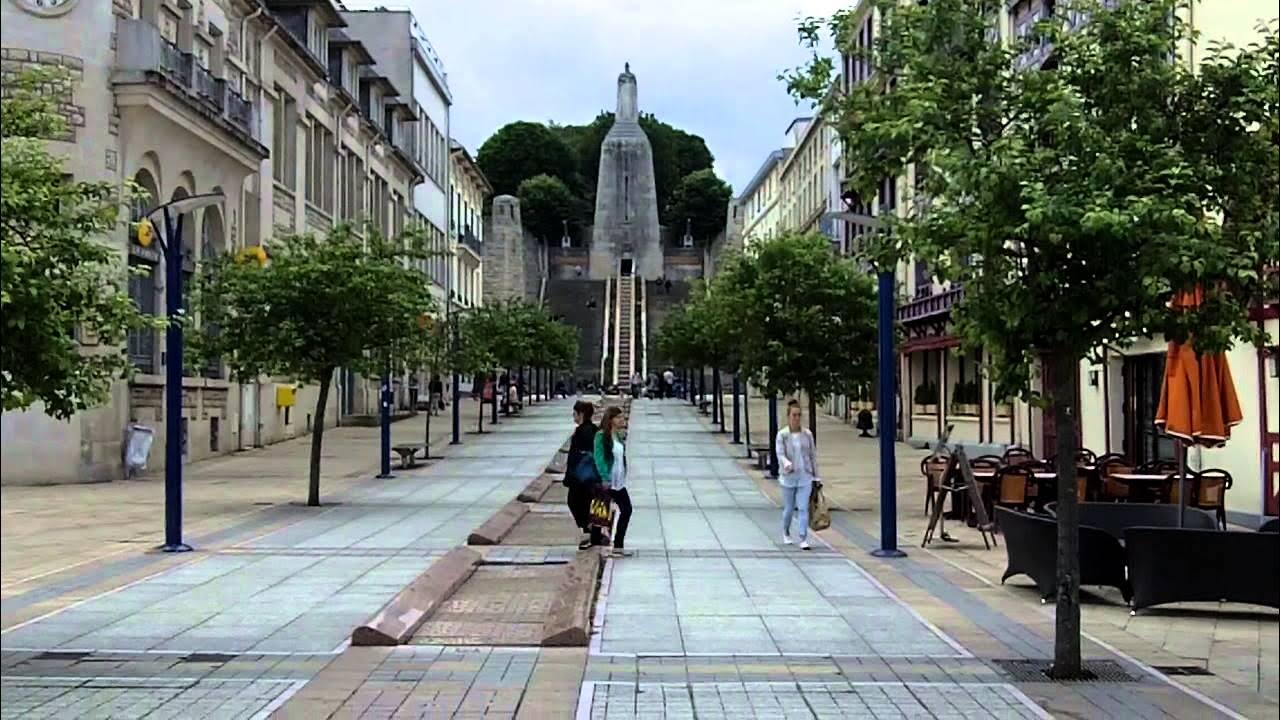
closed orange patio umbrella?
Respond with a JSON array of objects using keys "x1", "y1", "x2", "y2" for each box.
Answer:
[{"x1": 1154, "y1": 288, "x2": 1244, "y2": 525}]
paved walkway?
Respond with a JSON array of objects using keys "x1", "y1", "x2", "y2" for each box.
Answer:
[
  {"x1": 0, "y1": 403, "x2": 568, "y2": 718},
  {"x1": 2, "y1": 397, "x2": 1275, "y2": 719}
]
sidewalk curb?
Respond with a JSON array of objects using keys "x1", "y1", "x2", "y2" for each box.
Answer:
[
  {"x1": 517, "y1": 473, "x2": 558, "y2": 503},
  {"x1": 541, "y1": 548, "x2": 604, "y2": 646},
  {"x1": 466, "y1": 500, "x2": 529, "y2": 545},
  {"x1": 350, "y1": 546, "x2": 482, "y2": 646}
]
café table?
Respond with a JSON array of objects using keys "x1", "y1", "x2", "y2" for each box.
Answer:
[{"x1": 1107, "y1": 472, "x2": 1176, "y2": 503}]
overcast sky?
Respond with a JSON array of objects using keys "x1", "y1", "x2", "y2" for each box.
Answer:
[{"x1": 346, "y1": 0, "x2": 848, "y2": 196}]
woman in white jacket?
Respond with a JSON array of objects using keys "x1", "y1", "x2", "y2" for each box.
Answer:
[{"x1": 775, "y1": 399, "x2": 819, "y2": 550}]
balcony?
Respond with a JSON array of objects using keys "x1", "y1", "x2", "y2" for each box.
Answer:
[
  {"x1": 114, "y1": 17, "x2": 261, "y2": 148},
  {"x1": 461, "y1": 226, "x2": 482, "y2": 256},
  {"x1": 897, "y1": 285, "x2": 963, "y2": 325}
]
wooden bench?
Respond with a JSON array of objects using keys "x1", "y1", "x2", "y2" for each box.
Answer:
[{"x1": 392, "y1": 443, "x2": 426, "y2": 469}]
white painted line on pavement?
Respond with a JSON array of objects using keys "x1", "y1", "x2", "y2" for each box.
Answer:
[
  {"x1": 251, "y1": 679, "x2": 309, "y2": 719},
  {"x1": 0, "y1": 646, "x2": 343, "y2": 656},
  {"x1": 574, "y1": 680, "x2": 597, "y2": 720},
  {"x1": 1, "y1": 558, "x2": 213, "y2": 636},
  {"x1": 1075, "y1": 629, "x2": 1249, "y2": 720}
]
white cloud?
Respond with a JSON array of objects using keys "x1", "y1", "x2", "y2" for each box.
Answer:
[{"x1": 344, "y1": 0, "x2": 850, "y2": 192}]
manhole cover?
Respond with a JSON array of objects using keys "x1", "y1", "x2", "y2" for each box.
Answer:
[
  {"x1": 411, "y1": 565, "x2": 563, "y2": 646},
  {"x1": 992, "y1": 659, "x2": 1138, "y2": 683},
  {"x1": 1153, "y1": 665, "x2": 1213, "y2": 676}
]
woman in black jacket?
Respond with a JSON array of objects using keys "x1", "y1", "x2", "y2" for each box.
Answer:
[{"x1": 566, "y1": 400, "x2": 602, "y2": 548}]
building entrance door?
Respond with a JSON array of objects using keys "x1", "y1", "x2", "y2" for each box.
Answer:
[
  {"x1": 1040, "y1": 355, "x2": 1081, "y2": 458},
  {"x1": 620, "y1": 258, "x2": 633, "y2": 276},
  {"x1": 1123, "y1": 352, "x2": 1176, "y2": 465}
]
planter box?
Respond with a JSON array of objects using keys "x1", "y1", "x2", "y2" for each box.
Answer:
[
  {"x1": 951, "y1": 403, "x2": 980, "y2": 416},
  {"x1": 914, "y1": 404, "x2": 939, "y2": 415}
]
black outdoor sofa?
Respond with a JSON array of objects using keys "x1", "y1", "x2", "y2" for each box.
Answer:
[
  {"x1": 1126, "y1": 527, "x2": 1280, "y2": 612},
  {"x1": 1044, "y1": 502, "x2": 1217, "y2": 541},
  {"x1": 995, "y1": 507, "x2": 1132, "y2": 603}
]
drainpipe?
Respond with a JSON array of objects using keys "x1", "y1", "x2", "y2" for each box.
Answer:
[{"x1": 240, "y1": 6, "x2": 263, "y2": 66}]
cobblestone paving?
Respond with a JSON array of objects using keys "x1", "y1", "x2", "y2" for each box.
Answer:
[
  {"x1": 0, "y1": 409, "x2": 572, "y2": 719},
  {"x1": 586, "y1": 681, "x2": 1047, "y2": 720}
]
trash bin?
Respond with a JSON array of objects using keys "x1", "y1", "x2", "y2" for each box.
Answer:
[{"x1": 124, "y1": 424, "x2": 155, "y2": 478}]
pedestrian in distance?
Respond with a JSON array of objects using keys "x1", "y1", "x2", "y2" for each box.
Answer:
[
  {"x1": 775, "y1": 399, "x2": 819, "y2": 550},
  {"x1": 428, "y1": 375, "x2": 444, "y2": 416},
  {"x1": 663, "y1": 368, "x2": 675, "y2": 399},
  {"x1": 566, "y1": 400, "x2": 603, "y2": 549},
  {"x1": 594, "y1": 405, "x2": 634, "y2": 557}
]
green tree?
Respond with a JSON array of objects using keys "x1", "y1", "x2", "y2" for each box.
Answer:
[
  {"x1": 725, "y1": 233, "x2": 878, "y2": 436},
  {"x1": 1, "y1": 68, "x2": 150, "y2": 418},
  {"x1": 477, "y1": 121, "x2": 580, "y2": 198},
  {"x1": 191, "y1": 226, "x2": 437, "y2": 506},
  {"x1": 788, "y1": 0, "x2": 1278, "y2": 675},
  {"x1": 517, "y1": 174, "x2": 584, "y2": 243},
  {"x1": 668, "y1": 169, "x2": 733, "y2": 243}
]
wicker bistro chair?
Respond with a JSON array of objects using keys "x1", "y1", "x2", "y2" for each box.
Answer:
[
  {"x1": 1099, "y1": 458, "x2": 1135, "y2": 502},
  {"x1": 1003, "y1": 447, "x2": 1036, "y2": 466},
  {"x1": 1076, "y1": 448, "x2": 1098, "y2": 465},
  {"x1": 995, "y1": 465, "x2": 1035, "y2": 512},
  {"x1": 972, "y1": 455, "x2": 1004, "y2": 469},
  {"x1": 922, "y1": 455, "x2": 951, "y2": 515},
  {"x1": 1192, "y1": 468, "x2": 1233, "y2": 530}
]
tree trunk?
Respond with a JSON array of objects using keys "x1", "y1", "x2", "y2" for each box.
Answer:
[
  {"x1": 478, "y1": 381, "x2": 485, "y2": 434},
  {"x1": 307, "y1": 366, "x2": 335, "y2": 507},
  {"x1": 808, "y1": 393, "x2": 818, "y2": 443},
  {"x1": 1048, "y1": 352, "x2": 1083, "y2": 678},
  {"x1": 423, "y1": 392, "x2": 432, "y2": 460}
]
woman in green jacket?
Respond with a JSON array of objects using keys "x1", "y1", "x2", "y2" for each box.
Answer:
[{"x1": 593, "y1": 406, "x2": 633, "y2": 557}]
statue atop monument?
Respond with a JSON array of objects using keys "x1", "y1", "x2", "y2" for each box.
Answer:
[{"x1": 589, "y1": 64, "x2": 662, "y2": 280}]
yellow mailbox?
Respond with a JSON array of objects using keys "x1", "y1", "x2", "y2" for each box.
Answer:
[{"x1": 275, "y1": 385, "x2": 296, "y2": 408}]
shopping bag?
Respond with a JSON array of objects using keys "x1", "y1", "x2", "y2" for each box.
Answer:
[
  {"x1": 589, "y1": 488, "x2": 613, "y2": 530},
  {"x1": 808, "y1": 481, "x2": 831, "y2": 531}
]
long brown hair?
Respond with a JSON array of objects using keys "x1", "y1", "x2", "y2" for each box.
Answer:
[{"x1": 600, "y1": 406, "x2": 624, "y2": 463}]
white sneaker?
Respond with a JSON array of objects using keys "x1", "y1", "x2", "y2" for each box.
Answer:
[
  {"x1": 782, "y1": 535, "x2": 794, "y2": 545},
  {"x1": 800, "y1": 540, "x2": 812, "y2": 551}
]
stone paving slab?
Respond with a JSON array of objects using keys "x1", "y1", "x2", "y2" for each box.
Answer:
[{"x1": 584, "y1": 680, "x2": 1048, "y2": 720}]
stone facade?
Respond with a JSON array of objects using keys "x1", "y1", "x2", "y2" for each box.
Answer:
[
  {"x1": 482, "y1": 195, "x2": 527, "y2": 303},
  {"x1": 0, "y1": 0, "x2": 439, "y2": 484}
]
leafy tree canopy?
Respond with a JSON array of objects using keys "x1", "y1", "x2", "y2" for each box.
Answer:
[
  {"x1": 1, "y1": 68, "x2": 151, "y2": 419},
  {"x1": 191, "y1": 225, "x2": 437, "y2": 505},
  {"x1": 517, "y1": 174, "x2": 585, "y2": 243},
  {"x1": 476, "y1": 121, "x2": 580, "y2": 198},
  {"x1": 668, "y1": 169, "x2": 734, "y2": 243}
]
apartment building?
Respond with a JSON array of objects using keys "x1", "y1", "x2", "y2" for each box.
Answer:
[
  {"x1": 450, "y1": 141, "x2": 491, "y2": 310},
  {"x1": 836, "y1": 0, "x2": 1278, "y2": 522},
  {"x1": 736, "y1": 149, "x2": 789, "y2": 247},
  {"x1": 0, "y1": 0, "x2": 437, "y2": 484}
]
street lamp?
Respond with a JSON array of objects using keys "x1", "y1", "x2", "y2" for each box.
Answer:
[
  {"x1": 136, "y1": 191, "x2": 226, "y2": 553},
  {"x1": 830, "y1": 195, "x2": 905, "y2": 559}
]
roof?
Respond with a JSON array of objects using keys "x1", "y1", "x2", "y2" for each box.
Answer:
[
  {"x1": 784, "y1": 116, "x2": 813, "y2": 136},
  {"x1": 735, "y1": 148, "x2": 789, "y2": 202},
  {"x1": 329, "y1": 30, "x2": 376, "y2": 65},
  {"x1": 450, "y1": 140, "x2": 494, "y2": 195}
]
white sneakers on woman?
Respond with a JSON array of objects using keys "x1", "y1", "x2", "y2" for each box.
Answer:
[
  {"x1": 800, "y1": 540, "x2": 811, "y2": 551},
  {"x1": 782, "y1": 535, "x2": 794, "y2": 545}
]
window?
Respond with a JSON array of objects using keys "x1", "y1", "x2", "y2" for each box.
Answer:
[
  {"x1": 272, "y1": 92, "x2": 297, "y2": 189},
  {"x1": 127, "y1": 259, "x2": 157, "y2": 373},
  {"x1": 305, "y1": 118, "x2": 334, "y2": 213},
  {"x1": 307, "y1": 12, "x2": 328, "y2": 61}
]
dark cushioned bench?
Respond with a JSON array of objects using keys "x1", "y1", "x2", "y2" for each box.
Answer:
[
  {"x1": 1125, "y1": 527, "x2": 1280, "y2": 612},
  {"x1": 1065, "y1": 502, "x2": 1218, "y2": 542},
  {"x1": 995, "y1": 507, "x2": 1131, "y2": 603}
]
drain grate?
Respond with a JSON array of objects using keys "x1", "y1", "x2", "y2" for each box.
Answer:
[
  {"x1": 180, "y1": 652, "x2": 237, "y2": 664},
  {"x1": 992, "y1": 659, "x2": 1138, "y2": 683},
  {"x1": 1153, "y1": 665, "x2": 1214, "y2": 676},
  {"x1": 31, "y1": 651, "x2": 91, "y2": 662}
]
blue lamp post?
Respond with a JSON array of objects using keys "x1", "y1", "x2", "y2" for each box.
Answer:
[
  {"x1": 832, "y1": 198, "x2": 905, "y2": 559},
  {"x1": 139, "y1": 191, "x2": 226, "y2": 553}
]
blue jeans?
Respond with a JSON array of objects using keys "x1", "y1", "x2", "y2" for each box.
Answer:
[{"x1": 781, "y1": 481, "x2": 814, "y2": 540}]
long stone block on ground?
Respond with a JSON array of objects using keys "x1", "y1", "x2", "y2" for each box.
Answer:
[
  {"x1": 350, "y1": 546, "x2": 482, "y2": 646},
  {"x1": 518, "y1": 473, "x2": 558, "y2": 503},
  {"x1": 541, "y1": 549, "x2": 604, "y2": 647},
  {"x1": 467, "y1": 500, "x2": 529, "y2": 545}
]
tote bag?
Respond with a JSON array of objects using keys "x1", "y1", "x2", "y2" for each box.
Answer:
[
  {"x1": 589, "y1": 487, "x2": 613, "y2": 529},
  {"x1": 808, "y1": 481, "x2": 831, "y2": 532}
]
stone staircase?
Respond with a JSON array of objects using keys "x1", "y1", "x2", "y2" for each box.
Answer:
[{"x1": 613, "y1": 274, "x2": 635, "y2": 387}]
